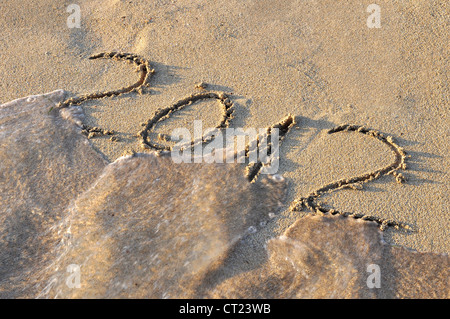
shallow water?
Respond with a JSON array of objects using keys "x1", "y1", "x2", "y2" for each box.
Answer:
[
  {"x1": 209, "y1": 214, "x2": 449, "y2": 299},
  {"x1": 0, "y1": 90, "x2": 107, "y2": 298}
]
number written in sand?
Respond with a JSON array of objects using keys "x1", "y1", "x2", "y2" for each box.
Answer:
[{"x1": 55, "y1": 52, "x2": 410, "y2": 231}]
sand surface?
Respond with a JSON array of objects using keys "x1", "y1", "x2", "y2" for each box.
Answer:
[{"x1": 0, "y1": 0, "x2": 448, "y2": 298}]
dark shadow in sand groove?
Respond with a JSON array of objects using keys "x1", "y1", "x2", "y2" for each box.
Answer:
[{"x1": 144, "y1": 61, "x2": 183, "y2": 93}]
